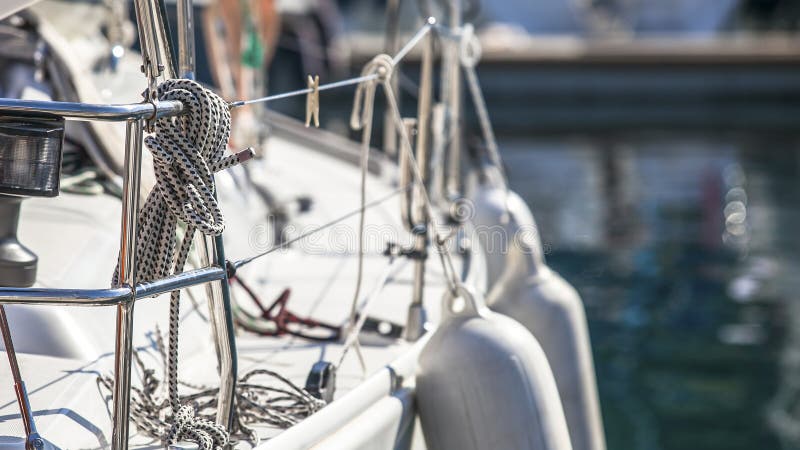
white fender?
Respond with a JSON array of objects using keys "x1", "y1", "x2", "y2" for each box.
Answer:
[
  {"x1": 416, "y1": 284, "x2": 572, "y2": 450},
  {"x1": 488, "y1": 247, "x2": 605, "y2": 450},
  {"x1": 470, "y1": 172, "x2": 606, "y2": 450},
  {"x1": 469, "y1": 177, "x2": 544, "y2": 290}
]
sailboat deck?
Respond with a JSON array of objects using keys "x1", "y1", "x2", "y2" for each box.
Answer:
[{"x1": 0, "y1": 131, "x2": 461, "y2": 448}]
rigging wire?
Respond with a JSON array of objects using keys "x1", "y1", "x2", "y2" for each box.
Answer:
[
  {"x1": 391, "y1": 19, "x2": 435, "y2": 65},
  {"x1": 227, "y1": 21, "x2": 435, "y2": 109},
  {"x1": 230, "y1": 184, "x2": 412, "y2": 271}
]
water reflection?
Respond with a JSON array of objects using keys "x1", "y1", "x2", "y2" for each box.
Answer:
[{"x1": 503, "y1": 132, "x2": 799, "y2": 450}]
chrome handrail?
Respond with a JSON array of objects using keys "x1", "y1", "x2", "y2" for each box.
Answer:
[
  {"x1": 0, "y1": 98, "x2": 183, "y2": 122},
  {"x1": 0, "y1": 94, "x2": 189, "y2": 450},
  {"x1": 0, "y1": 1, "x2": 233, "y2": 449},
  {"x1": 0, "y1": 266, "x2": 226, "y2": 306},
  {"x1": 0, "y1": 104, "x2": 233, "y2": 449}
]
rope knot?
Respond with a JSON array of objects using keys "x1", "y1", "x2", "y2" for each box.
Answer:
[
  {"x1": 147, "y1": 79, "x2": 229, "y2": 238},
  {"x1": 167, "y1": 405, "x2": 229, "y2": 450},
  {"x1": 113, "y1": 79, "x2": 246, "y2": 285}
]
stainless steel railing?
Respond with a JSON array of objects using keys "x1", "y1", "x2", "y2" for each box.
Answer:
[
  {"x1": 0, "y1": 97, "x2": 233, "y2": 450},
  {"x1": 0, "y1": 266, "x2": 225, "y2": 306},
  {"x1": 0, "y1": 98, "x2": 183, "y2": 121}
]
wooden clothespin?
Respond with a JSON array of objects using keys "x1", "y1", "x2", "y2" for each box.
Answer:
[{"x1": 305, "y1": 74, "x2": 320, "y2": 128}]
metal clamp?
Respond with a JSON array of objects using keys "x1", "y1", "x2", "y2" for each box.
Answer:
[
  {"x1": 145, "y1": 95, "x2": 159, "y2": 133},
  {"x1": 304, "y1": 361, "x2": 337, "y2": 404}
]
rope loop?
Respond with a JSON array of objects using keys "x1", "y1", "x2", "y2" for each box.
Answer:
[
  {"x1": 459, "y1": 24, "x2": 482, "y2": 68},
  {"x1": 350, "y1": 54, "x2": 394, "y2": 130}
]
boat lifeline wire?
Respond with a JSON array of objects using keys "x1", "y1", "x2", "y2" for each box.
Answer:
[
  {"x1": 227, "y1": 19, "x2": 466, "y2": 372},
  {"x1": 229, "y1": 184, "x2": 412, "y2": 271},
  {"x1": 227, "y1": 18, "x2": 436, "y2": 109},
  {"x1": 226, "y1": 26, "x2": 440, "y2": 271},
  {"x1": 229, "y1": 19, "x2": 459, "y2": 283}
]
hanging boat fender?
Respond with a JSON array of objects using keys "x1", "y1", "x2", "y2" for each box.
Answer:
[
  {"x1": 475, "y1": 186, "x2": 607, "y2": 450},
  {"x1": 467, "y1": 166, "x2": 546, "y2": 292},
  {"x1": 416, "y1": 284, "x2": 572, "y2": 450},
  {"x1": 488, "y1": 241, "x2": 606, "y2": 450}
]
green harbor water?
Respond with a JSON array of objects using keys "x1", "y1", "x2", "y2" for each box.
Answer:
[{"x1": 503, "y1": 132, "x2": 800, "y2": 450}]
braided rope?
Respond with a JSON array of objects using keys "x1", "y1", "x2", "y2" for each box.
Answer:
[
  {"x1": 96, "y1": 352, "x2": 325, "y2": 448},
  {"x1": 111, "y1": 79, "x2": 246, "y2": 449}
]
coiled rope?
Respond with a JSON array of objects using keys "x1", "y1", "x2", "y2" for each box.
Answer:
[
  {"x1": 111, "y1": 78, "x2": 250, "y2": 449},
  {"x1": 97, "y1": 341, "x2": 325, "y2": 448}
]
